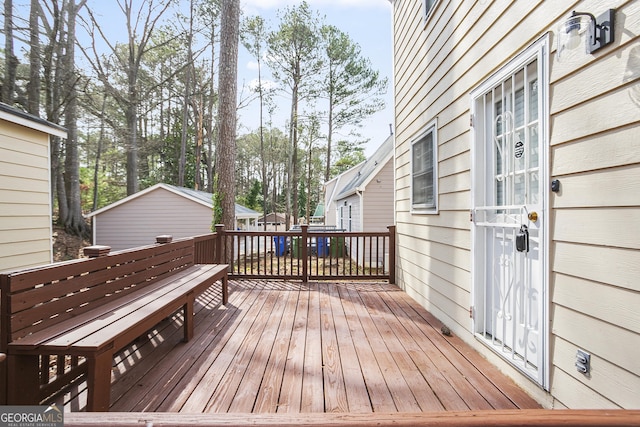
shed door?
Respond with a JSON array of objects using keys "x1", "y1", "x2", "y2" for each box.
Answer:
[{"x1": 471, "y1": 38, "x2": 548, "y2": 388}]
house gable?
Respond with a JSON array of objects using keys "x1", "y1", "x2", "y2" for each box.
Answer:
[{"x1": 328, "y1": 135, "x2": 395, "y2": 231}]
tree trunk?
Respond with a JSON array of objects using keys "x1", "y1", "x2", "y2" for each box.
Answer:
[
  {"x1": 93, "y1": 94, "x2": 107, "y2": 211},
  {"x1": 3, "y1": 0, "x2": 18, "y2": 104},
  {"x1": 205, "y1": 14, "x2": 217, "y2": 193},
  {"x1": 214, "y1": 0, "x2": 240, "y2": 231},
  {"x1": 28, "y1": 0, "x2": 41, "y2": 115},
  {"x1": 194, "y1": 95, "x2": 203, "y2": 190},
  {"x1": 62, "y1": 0, "x2": 89, "y2": 237},
  {"x1": 44, "y1": 0, "x2": 63, "y2": 218},
  {"x1": 290, "y1": 77, "x2": 300, "y2": 227},
  {"x1": 179, "y1": 67, "x2": 190, "y2": 187},
  {"x1": 126, "y1": 82, "x2": 139, "y2": 194}
]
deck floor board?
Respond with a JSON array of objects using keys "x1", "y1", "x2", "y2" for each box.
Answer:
[{"x1": 75, "y1": 279, "x2": 541, "y2": 413}]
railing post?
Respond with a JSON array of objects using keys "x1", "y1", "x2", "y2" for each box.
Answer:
[
  {"x1": 155, "y1": 235, "x2": 173, "y2": 244},
  {"x1": 388, "y1": 225, "x2": 396, "y2": 284},
  {"x1": 83, "y1": 245, "x2": 111, "y2": 258},
  {"x1": 215, "y1": 224, "x2": 225, "y2": 264},
  {"x1": 301, "y1": 224, "x2": 308, "y2": 282}
]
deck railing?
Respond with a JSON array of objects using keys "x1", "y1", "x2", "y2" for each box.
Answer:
[{"x1": 194, "y1": 225, "x2": 396, "y2": 283}]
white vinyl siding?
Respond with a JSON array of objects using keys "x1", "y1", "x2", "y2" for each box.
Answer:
[{"x1": 392, "y1": 0, "x2": 640, "y2": 409}]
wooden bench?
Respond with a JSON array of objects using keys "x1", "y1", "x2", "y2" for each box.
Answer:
[{"x1": 0, "y1": 238, "x2": 228, "y2": 412}]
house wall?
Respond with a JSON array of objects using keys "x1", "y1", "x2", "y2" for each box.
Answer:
[
  {"x1": 325, "y1": 166, "x2": 362, "y2": 227},
  {"x1": 93, "y1": 188, "x2": 213, "y2": 251},
  {"x1": 392, "y1": 0, "x2": 639, "y2": 409},
  {"x1": 336, "y1": 193, "x2": 360, "y2": 232},
  {"x1": 0, "y1": 120, "x2": 52, "y2": 271},
  {"x1": 363, "y1": 159, "x2": 395, "y2": 232}
]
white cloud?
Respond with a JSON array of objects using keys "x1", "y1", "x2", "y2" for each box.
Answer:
[
  {"x1": 248, "y1": 78, "x2": 278, "y2": 92},
  {"x1": 246, "y1": 60, "x2": 260, "y2": 71}
]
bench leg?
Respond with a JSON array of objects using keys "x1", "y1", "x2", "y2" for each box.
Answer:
[
  {"x1": 184, "y1": 298, "x2": 194, "y2": 342},
  {"x1": 222, "y1": 275, "x2": 229, "y2": 305},
  {"x1": 86, "y1": 350, "x2": 113, "y2": 412},
  {"x1": 7, "y1": 354, "x2": 40, "y2": 405}
]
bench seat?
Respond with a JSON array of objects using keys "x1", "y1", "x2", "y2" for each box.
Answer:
[{"x1": 7, "y1": 263, "x2": 228, "y2": 411}]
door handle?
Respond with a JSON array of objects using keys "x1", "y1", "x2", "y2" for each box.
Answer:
[{"x1": 528, "y1": 211, "x2": 538, "y2": 222}]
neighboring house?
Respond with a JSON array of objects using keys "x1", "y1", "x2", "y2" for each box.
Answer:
[
  {"x1": 85, "y1": 183, "x2": 259, "y2": 251},
  {"x1": 323, "y1": 164, "x2": 361, "y2": 229},
  {"x1": 257, "y1": 212, "x2": 289, "y2": 231},
  {"x1": 324, "y1": 135, "x2": 394, "y2": 268},
  {"x1": 0, "y1": 103, "x2": 67, "y2": 272},
  {"x1": 390, "y1": 0, "x2": 639, "y2": 410},
  {"x1": 324, "y1": 134, "x2": 394, "y2": 232}
]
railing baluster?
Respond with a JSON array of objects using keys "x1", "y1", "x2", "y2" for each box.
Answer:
[{"x1": 190, "y1": 227, "x2": 395, "y2": 281}]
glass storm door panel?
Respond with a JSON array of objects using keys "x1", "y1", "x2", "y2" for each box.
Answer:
[{"x1": 471, "y1": 40, "x2": 548, "y2": 388}]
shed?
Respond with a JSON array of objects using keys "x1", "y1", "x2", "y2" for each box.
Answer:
[
  {"x1": 0, "y1": 103, "x2": 67, "y2": 271},
  {"x1": 85, "y1": 183, "x2": 259, "y2": 251}
]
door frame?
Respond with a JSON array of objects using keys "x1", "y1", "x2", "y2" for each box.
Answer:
[{"x1": 470, "y1": 34, "x2": 550, "y2": 390}]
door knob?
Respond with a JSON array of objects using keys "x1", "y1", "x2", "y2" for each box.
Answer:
[{"x1": 528, "y1": 211, "x2": 538, "y2": 222}]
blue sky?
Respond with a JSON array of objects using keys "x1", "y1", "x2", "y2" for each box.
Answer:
[{"x1": 238, "y1": 0, "x2": 394, "y2": 156}]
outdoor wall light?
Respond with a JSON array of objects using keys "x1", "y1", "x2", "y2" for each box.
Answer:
[{"x1": 557, "y1": 9, "x2": 615, "y2": 60}]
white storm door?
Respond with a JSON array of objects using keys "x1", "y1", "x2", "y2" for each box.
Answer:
[{"x1": 471, "y1": 37, "x2": 548, "y2": 388}]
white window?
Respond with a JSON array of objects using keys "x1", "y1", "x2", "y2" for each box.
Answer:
[
  {"x1": 424, "y1": 0, "x2": 438, "y2": 20},
  {"x1": 411, "y1": 120, "x2": 438, "y2": 213}
]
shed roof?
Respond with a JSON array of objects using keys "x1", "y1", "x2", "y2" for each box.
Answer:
[
  {"x1": 0, "y1": 102, "x2": 67, "y2": 138},
  {"x1": 85, "y1": 183, "x2": 259, "y2": 219}
]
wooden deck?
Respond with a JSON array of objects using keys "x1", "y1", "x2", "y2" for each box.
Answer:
[{"x1": 62, "y1": 279, "x2": 540, "y2": 413}]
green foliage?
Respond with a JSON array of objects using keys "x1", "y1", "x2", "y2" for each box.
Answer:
[
  {"x1": 332, "y1": 139, "x2": 366, "y2": 176},
  {"x1": 79, "y1": 166, "x2": 127, "y2": 213},
  {"x1": 245, "y1": 180, "x2": 262, "y2": 211},
  {"x1": 266, "y1": 1, "x2": 324, "y2": 91}
]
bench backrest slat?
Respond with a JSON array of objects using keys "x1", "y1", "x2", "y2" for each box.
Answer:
[
  {"x1": 10, "y1": 244, "x2": 192, "y2": 312},
  {"x1": 1, "y1": 239, "x2": 195, "y2": 342}
]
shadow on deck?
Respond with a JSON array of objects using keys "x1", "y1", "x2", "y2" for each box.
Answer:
[{"x1": 59, "y1": 279, "x2": 539, "y2": 414}]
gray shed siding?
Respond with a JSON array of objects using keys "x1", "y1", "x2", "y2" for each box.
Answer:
[{"x1": 93, "y1": 188, "x2": 212, "y2": 251}]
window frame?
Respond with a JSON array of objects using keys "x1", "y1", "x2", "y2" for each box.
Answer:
[
  {"x1": 423, "y1": 0, "x2": 439, "y2": 22},
  {"x1": 410, "y1": 119, "x2": 438, "y2": 214}
]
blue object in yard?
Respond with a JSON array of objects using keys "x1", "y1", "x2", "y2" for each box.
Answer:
[
  {"x1": 274, "y1": 236, "x2": 286, "y2": 256},
  {"x1": 317, "y1": 237, "x2": 329, "y2": 257}
]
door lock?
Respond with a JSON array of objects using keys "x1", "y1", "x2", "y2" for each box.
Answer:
[
  {"x1": 528, "y1": 211, "x2": 538, "y2": 222},
  {"x1": 516, "y1": 225, "x2": 529, "y2": 253}
]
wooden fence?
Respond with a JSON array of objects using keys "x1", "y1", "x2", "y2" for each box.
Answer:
[{"x1": 194, "y1": 225, "x2": 396, "y2": 283}]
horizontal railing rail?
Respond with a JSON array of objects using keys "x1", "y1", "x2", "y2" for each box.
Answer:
[{"x1": 194, "y1": 225, "x2": 396, "y2": 283}]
